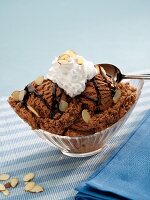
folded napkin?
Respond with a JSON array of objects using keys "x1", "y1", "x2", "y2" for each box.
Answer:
[{"x1": 75, "y1": 110, "x2": 150, "y2": 200}]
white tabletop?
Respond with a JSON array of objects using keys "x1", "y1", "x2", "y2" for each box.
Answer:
[{"x1": 0, "y1": 0, "x2": 150, "y2": 96}]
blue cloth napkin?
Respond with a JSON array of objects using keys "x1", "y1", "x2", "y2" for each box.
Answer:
[{"x1": 75, "y1": 110, "x2": 150, "y2": 200}]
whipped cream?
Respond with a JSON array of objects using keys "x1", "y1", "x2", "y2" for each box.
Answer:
[{"x1": 47, "y1": 51, "x2": 98, "y2": 97}]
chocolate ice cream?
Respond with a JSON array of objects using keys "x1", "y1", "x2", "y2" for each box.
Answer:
[
  {"x1": 8, "y1": 55, "x2": 136, "y2": 137},
  {"x1": 8, "y1": 51, "x2": 137, "y2": 137}
]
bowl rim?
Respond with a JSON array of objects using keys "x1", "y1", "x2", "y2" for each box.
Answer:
[{"x1": 35, "y1": 79, "x2": 144, "y2": 139}]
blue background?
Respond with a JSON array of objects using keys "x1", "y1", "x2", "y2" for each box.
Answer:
[{"x1": 0, "y1": 0, "x2": 150, "y2": 96}]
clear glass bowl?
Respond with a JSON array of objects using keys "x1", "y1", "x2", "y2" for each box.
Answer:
[{"x1": 35, "y1": 79, "x2": 144, "y2": 157}]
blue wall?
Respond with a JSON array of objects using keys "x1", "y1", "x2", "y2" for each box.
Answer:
[{"x1": 0, "y1": 0, "x2": 150, "y2": 96}]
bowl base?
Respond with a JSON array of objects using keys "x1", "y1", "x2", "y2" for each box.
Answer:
[{"x1": 61, "y1": 147, "x2": 103, "y2": 157}]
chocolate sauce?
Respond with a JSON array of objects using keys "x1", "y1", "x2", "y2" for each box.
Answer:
[
  {"x1": 106, "y1": 73, "x2": 112, "y2": 78},
  {"x1": 22, "y1": 83, "x2": 62, "y2": 119},
  {"x1": 80, "y1": 72, "x2": 116, "y2": 108},
  {"x1": 94, "y1": 108, "x2": 100, "y2": 114},
  {"x1": 93, "y1": 77, "x2": 101, "y2": 105},
  {"x1": 81, "y1": 103, "x2": 89, "y2": 110},
  {"x1": 80, "y1": 95, "x2": 99, "y2": 106},
  {"x1": 111, "y1": 88, "x2": 116, "y2": 96},
  {"x1": 23, "y1": 84, "x2": 51, "y2": 110},
  {"x1": 98, "y1": 65, "x2": 116, "y2": 96},
  {"x1": 107, "y1": 82, "x2": 116, "y2": 97},
  {"x1": 50, "y1": 83, "x2": 59, "y2": 118},
  {"x1": 80, "y1": 78, "x2": 101, "y2": 106},
  {"x1": 58, "y1": 88, "x2": 63, "y2": 100}
]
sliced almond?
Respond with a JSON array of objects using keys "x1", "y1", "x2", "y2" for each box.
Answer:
[
  {"x1": 10, "y1": 178, "x2": 19, "y2": 188},
  {"x1": 59, "y1": 100, "x2": 68, "y2": 112},
  {"x1": 24, "y1": 182, "x2": 35, "y2": 191},
  {"x1": 82, "y1": 109, "x2": 91, "y2": 123},
  {"x1": 11, "y1": 91, "x2": 20, "y2": 101},
  {"x1": 0, "y1": 184, "x2": 5, "y2": 191},
  {"x1": 64, "y1": 50, "x2": 77, "y2": 58},
  {"x1": 35, "y1": 75, "x2": 44, "y2": 85},
  {"x1": 0, "y1": 174, "x2": 10, "y2": 181},
  {"x1": 23, "y1": 172, "x2": 35, "y2": 182},
  {"x1": 76, "y1": 56, "x2": 84, "y2": 65},
  {"x1": 2, "y1": 189, "x2": 10, "y2": 196},
  {"x1": 4, "y1": 182, "x2": 11, "y2": 188},
  {"x1": 95, "y1": 65, "x2": 100, "y2": 74},
  {"x1": 19, "y1": 90, "x2": 26, "y2": 101},
  {"x1": 30, "y1": 185, "x2": 44, "y2": 193},
  {"x1": 27, "y1": 106, "x2": 40, "y2": 117},
  {"x1": 100, "y1": 66, "x2": 107, "y2": 79},
  {"x1": 113, "y1": 89, "x2": 121, "y2": 103},
  {"x1": 58, "y1": 54, "x2": 70, "y2": 64}
]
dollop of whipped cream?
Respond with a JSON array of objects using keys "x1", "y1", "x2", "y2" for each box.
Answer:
[{"x1": 47, "y1": 50, "x2": 98, "y2": 97}]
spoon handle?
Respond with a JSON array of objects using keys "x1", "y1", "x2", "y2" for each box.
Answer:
[{"x1": 123, "y1": 74, "x2": 150, "y2": 80}]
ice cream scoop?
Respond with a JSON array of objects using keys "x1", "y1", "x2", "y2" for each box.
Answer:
[{"x1": 96, "y1": 63, "x2": 150, "y2": 82}]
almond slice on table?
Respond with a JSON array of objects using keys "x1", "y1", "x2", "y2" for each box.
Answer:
[
  {"x1": 23, "y1": 172, "x2": 35, "y2": 182},
  {"x1": 82, "y1": 109, "x2": 91, "y2": 123},
  {"x1": 2, "y1": 189, "x2": 10, "y2": 196},
  {"x1": 113, "y1": 89, "x2": 121, "y2": 103},
  {"x1": 10, "y1": 178, "x2": 19, "y2": 188},
  {"x1": 0, "y1": 174, "x2": 10, "y2": 181},
  {"x1": 35, "y1": 75, "x2": 44, "y2": 85},
  {"x1": 30, "y1": 185, "x2": 44, "y2": 193},
  {"x1": 24, "y1": 182, "x2": 35, "y2": 191},
  {"x1": 59, "y1": 100, "x2": 68, "y2": 112},
  {"x1": 27, "y1": 106, "x2": 40, "y2": 117},
  {"x1": 0, "y1": 184, "x2": 5, "y2": 191}
]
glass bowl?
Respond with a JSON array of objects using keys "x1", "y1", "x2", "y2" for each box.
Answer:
[{"x1": 34, "y1": 79, "x2": 144, "y2": 157}]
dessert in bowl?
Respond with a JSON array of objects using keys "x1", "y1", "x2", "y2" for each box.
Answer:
[{"x1": 8, "y1": 51, "x2": 143, "y2": 157}]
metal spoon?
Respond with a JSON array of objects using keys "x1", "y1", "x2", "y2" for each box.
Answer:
[{"x1": 95, "y1": 63, "x2": 150, "y2": 82}]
